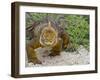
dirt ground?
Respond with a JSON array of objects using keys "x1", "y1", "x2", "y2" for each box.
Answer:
[{"x1": 25, "y1": 45, "x2": 89, "y2": 67}]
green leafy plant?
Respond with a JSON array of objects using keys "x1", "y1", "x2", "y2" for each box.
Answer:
[{"x1": 65, "y1": 15, "x2": 89, "y2": 50}]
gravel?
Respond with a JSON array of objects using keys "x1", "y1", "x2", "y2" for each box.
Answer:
[{"x1": 25, "y1": 45, "x2": 90, "y2": 67}]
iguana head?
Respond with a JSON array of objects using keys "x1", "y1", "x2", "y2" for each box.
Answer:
[{"x1": 40, "y1": 21, "x2": 58, "y2": 47}]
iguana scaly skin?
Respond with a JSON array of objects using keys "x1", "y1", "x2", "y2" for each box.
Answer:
[{"x1": 26, "y1": 21, "x2": 69, "y2": 64}]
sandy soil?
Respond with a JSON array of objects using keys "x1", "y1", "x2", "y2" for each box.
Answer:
[{"x1": 25, "y1": 45, "x2": 89, "y2": 67}]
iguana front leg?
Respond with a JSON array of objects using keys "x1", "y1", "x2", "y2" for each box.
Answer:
[
  {"x1": 26, "y1": 40, "x2": 42, "y2": 64},
  {"x1": 49, "y1": 38, "x2": 62, "y2": 56}
]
